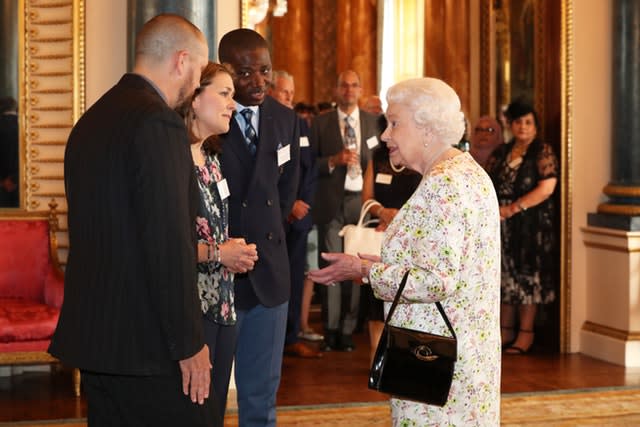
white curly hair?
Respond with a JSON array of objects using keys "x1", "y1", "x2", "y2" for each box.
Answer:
[{"x1": 386, "y1": 78, "x2": 465, "y2": 147}]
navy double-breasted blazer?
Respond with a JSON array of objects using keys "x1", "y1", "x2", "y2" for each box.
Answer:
[{"x1": 220, "y1": 96, "x2": 300, "y2": 308}]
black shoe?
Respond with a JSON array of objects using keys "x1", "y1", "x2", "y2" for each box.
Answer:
[
  {"x1": 339, "y1": 334, "x2": 355, "y2": 352},
  {"x1": 320, "y1": 330, "x2": 339, "y2": 352}
]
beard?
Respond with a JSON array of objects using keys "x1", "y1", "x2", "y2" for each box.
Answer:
[
  {"x1": 174, "y1": 67, "x2": 197, "y2": 110},
  {"x1": 174, "y1": 80, "x2": 193, "y2": 111}
]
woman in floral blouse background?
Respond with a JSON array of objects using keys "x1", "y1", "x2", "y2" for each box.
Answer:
[
  {"x1": 309, "y1": 77, "x2": 501, "y2": 426},
  {"x1": 178, "y1": 62, "x2": 258, "y2": 419}
]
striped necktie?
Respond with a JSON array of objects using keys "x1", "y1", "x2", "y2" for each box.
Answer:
[
  {"x1": 344, "y1": 116, "x2": 361, "y2": 178},
  {"x1": 240, "y1": 108, "x2": 258, "y2": 156}
]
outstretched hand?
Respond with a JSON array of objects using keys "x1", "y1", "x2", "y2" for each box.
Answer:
[{"x1": 307, "y1": 252, "x2": 361, "y2": 285}]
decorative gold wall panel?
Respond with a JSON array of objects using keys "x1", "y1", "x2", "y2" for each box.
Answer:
[{"x1": 18, "y1": 0, "x2": 85, "y2": 266}]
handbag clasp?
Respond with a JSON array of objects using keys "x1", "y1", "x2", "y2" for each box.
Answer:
[{"x1": 413, "y1": 345, "x2": 439, "y2": 362}]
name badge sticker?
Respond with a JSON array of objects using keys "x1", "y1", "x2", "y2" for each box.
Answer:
[
  {"x1": 366, "y1": 136, "x2": 379, "y2": 149},
  {"x1": 300, "y1": 136, "x2": 310, "y2": 147},
  {"x1": 375, "y1": 173, "x2": 393, "y2": 185},
  {"x1": 217, "y1": 179, "x2": 230, "y2": 200},
  {"x1": 277, "y1": 144, "x2": 291, "y2": 166}
]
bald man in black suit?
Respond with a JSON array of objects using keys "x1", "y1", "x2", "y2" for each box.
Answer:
[{"x1": 49, "y1": 15, "x2": 220, "y2": 426}]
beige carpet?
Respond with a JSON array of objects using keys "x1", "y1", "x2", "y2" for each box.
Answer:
[
  {"x1": 5, "y1": 387, "x2": 640, "y2": 427},
  {"x1": 501, "y1": 387, "x2": 640, "y2": 426}
]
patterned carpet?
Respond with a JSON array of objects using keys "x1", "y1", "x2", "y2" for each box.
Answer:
[
  {"x1": 5, "y1": 387, "x2": 640, "y2": 427},
  {"x1": 501, "y1": 387, "x2": 640, "y2": 426}
]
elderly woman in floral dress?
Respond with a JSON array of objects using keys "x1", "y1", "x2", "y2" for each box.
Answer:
[{"x1": 309, "y1": 77, "x2": 501, "y2": 426}]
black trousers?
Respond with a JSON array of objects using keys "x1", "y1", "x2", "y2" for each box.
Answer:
[{"x1": 81, "y1": 368, "x2": 221, "y2": 427}]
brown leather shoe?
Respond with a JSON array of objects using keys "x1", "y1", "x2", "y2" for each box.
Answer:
[{"x1": 284, "y1": 342, "x2": 323, "y2": 358}]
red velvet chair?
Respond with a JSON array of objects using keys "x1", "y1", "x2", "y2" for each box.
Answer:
[{"x1": 0, "y1": 204, "x2": 80, "y2": 396}]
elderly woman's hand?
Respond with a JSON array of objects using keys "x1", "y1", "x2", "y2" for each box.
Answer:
[{"x1": 307, "y1": 252, "x2": 363, "y2": 285}]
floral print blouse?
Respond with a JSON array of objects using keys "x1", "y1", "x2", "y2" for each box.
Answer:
[
  {"x1": 369, "y1": 153, "x2": 501, "y2": 426},
  {"x1": 195, "y1": 152, "x2": 235, "y2": 325}
]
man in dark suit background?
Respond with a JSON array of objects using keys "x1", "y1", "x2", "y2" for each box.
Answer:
[
  {"x1": 218, "y1": 30, "x2": 300, "y2": 427},
  {"x1": 311, "y1": 70, "x2": 379, "y2": 352},
  {"x1": 48, "y1": 15, "x2": 219, "y2": 427},
  {"x1": 268, "y1": 70, "x2": 320, "y2": 359}
]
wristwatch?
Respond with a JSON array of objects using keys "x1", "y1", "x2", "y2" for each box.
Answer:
[{"x1": 361, "y1": 260, "x2": 370, "y2": 284}]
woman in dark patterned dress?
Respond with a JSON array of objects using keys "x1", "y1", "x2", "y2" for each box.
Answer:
[
  {"x1": 361, "y1": 116, "x2": 422, "y2": 362},
  {"x1": 178, "y1": 62, "x2": 258, "y2": 417},
  {"x1": 487, "y1": 101, "x2": 558, "y2": 354}
]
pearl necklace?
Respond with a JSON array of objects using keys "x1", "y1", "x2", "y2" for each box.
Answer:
[{"x1": 389, "y1": 156, "x2": 405, "y2": 173}]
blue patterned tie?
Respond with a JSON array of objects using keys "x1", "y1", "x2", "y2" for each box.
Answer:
[{"x1": 240, "y1": 108, "x2": 258, "y2": 156}]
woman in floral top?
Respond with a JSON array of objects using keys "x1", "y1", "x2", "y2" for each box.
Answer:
[
  {"x1": 178, "y1": 62, "x2": 258, "y2": 418},
  {"x1": 309, "y1": 78, "x2": 501, "y2": 426}
]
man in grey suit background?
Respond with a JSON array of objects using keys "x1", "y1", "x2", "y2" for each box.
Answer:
[{"x1": 311, "y1": 70, "x2": 379, "y2": 352}]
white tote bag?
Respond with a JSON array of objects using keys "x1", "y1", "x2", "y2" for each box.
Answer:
[{"x1": 339, "y1": 199, "x2": 385, "y2": 256}]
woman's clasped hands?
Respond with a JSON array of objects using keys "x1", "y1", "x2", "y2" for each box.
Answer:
[{"x1": 219, "y1": 238, "x2": 258, "y2": 274}]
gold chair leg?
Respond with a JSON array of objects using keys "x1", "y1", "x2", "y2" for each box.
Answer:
[{"x1": 73, "y1": 368, "x2": 81, "y2": 397}]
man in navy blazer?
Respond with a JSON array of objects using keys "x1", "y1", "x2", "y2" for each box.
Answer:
[
  {"x1": 49, "y1": 15, "x2": 219, "y2": 426},
  {"x1": 218, "y1": 30, "x2": 300, "y2": 427}
]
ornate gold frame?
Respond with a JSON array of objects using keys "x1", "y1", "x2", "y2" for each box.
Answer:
[
  {"x1": 8, "y1": 0, "x2": 84, "y2": 215},
  {"x1": 481, "y1": 0, "x2": 573, "y2": 352},
  {"x1": 559, "y1": 0, "x2": 573, "y2": 353}
]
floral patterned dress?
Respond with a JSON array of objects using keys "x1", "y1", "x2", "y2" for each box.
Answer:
[
  {"x1": 195, "y1": 152, "x2": 235, "y2": 325},
  {"x1": 369, "y1": 153, "x2": 501, "y2": 426}
]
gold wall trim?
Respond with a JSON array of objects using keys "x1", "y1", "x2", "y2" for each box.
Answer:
[
  {"x1": 13, "y1": 0, "x2": 85, "y2": 267},
  {"x1": 23, "y1": 0, "x2": 84, "y2": 214},
  {"x1": 560, "y1": 0, "x2": 574, "y2": 353},
  {"x1": 583, "y1": 321, "x2": 640, "y2": 341}
]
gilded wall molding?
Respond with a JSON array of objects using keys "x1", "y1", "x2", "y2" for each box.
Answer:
[
  {"x1": 559, "y1": 0, "x2": 574, "y2": 354},
  {"x1": 19, "y1": 0, "x2": 85, "y2": 264}
]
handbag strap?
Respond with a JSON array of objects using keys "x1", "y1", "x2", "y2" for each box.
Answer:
[
  {"x1": 358, "y1": 199, "x2": 382, "y2": 226},
  {"x1": 385, "y1": 271, "x2": 457, "y2": 340}
]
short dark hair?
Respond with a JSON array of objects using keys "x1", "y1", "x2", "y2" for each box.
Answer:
[
  {"x1": 505, "y1": 100, "x2": 539, "y2": 129},
  {"x1": 218, "y1": 29, "x2": 269, "y2": 63}
]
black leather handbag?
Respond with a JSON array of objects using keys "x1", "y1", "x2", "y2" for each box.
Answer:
[{"x1": 368, "y1": 271, "x2": 457, "y2": 406}]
